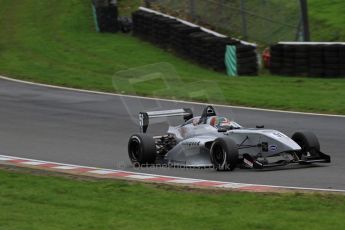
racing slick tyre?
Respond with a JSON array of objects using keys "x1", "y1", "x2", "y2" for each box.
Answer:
[
  {"x1": 128, "y1": 133, "x2": 157, "y2": 166},
  {"x1": 291, "y1": 131, "x2": 320, "y2": 161},
  {"x1": 210, "y1": 137, "x2": 239, "y2": 171}
]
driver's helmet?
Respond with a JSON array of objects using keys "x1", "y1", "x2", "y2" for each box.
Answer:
[{"x1": 207, "y1": 116, "x2": 231, "y2": 128}]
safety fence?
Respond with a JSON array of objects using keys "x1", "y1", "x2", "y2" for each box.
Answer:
[
  {"x1": 133, "y1": 8, "x2": 258, "y2": 76},
  {"x1": 145, "y1": 0, "x2": 303, "y2": 44},
  {"x1": 269, "y1": 42, "x2": 345, "y2": 78}
]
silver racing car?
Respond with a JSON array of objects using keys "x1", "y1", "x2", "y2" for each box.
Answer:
[{"x1": 128, "y1": 106, "x2": 330, "y2": 170}]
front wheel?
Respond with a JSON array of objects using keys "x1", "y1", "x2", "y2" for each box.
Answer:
[
  {"x1": 210, "y1": 137, "x2": 239, "y2": 171},
  {"x1": 128, "y1": 134, "x2": 156, "y2": 166},
  {"x1": 291, "y1": 131, "x2": 320, "y2": 160}
]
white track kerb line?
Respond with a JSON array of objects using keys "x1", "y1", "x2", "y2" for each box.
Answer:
[
  {"x1": 1, "y1": 75, "x2": 345, "y2": 118},
  {"x1": 1, "y1": 75, "x2": 345, "y2": 193},
  {"x1": 1, "y1": 154, "x2": 345, "y2": 193}
]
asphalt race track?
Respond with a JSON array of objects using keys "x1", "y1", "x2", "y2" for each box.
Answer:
[{"x1": 1, "y1": 77, "x2": 345, "y2": 190}]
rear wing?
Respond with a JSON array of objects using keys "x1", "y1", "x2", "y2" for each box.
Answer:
[{"x1": 139, "y1": 108, "x2": 193, "y2": 133}]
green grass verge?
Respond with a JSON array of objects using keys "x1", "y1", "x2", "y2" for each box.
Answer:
[
  {"x1": 0, "y1": 0, "x2": 345, "y2": 114},
  {"x1": 309, "y1": 0, "x2": 345, "y2": 41},
  {"x1": 1, "y1": 167, "x2": 345, "y2": 230}
]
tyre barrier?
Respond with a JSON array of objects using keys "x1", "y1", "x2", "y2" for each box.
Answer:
[
  {"x1": 236, "y1": 45, "x2": 258, "y2": 76},
  {"x1": 132, "y1": 9, "x2": 258, "y2": 76},
  {"x1": 170, "y1": 23, "x2": 202, "y2": 56},
  {"x1": 118, "y1": 16, "x2": 133, "y2": 33},
  {"x1": 269, "y1": 43, "x2": 345, "y2": 78},
  {"x1": 92, "y1": 0, "x2": 119, "y2": 33}
]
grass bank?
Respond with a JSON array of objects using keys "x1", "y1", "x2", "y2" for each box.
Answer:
[
  {"x1": 0, "y1": 0, "x2": 344, "y2": 114},
  {"x1": 1, "y1": 167, "x2": 345, "y2": 229},
  {"x1": 309, "y1": 0, "x2": 345, "y2": 41}
]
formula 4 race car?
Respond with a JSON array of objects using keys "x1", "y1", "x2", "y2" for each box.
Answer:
[{"x1": 128, "y1": 106, "x2": 330, "y2": 170}]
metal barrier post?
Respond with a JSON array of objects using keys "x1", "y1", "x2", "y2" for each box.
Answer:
[
  {"x1": 189, "y1": 0, "x2": 196, "y2": 20},
  {"x1": 240, "y1": 0, "x2": 248, "y2": 40},
  {"x1": 300, "y1": 0, "x2": 311, "y2": 41}
]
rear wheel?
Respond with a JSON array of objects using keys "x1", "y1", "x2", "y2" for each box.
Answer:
[
  {"x1": 128, "y1": 134, "x2": 156, "y2": 166},
  {"x1": 292, "y1": 131, "x2": 320, "y2": 161},
  {"x1": 210, "y1": 137, "x2": 239, "y2": 171}
]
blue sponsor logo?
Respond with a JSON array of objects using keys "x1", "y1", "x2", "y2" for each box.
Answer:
[{"x1": 269, "y1": 145, "x2": 278, "y2": 151}]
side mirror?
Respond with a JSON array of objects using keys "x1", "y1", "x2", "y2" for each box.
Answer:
[{"x1": 256, "y1": 125, "x2": 264, "y2": 129}]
